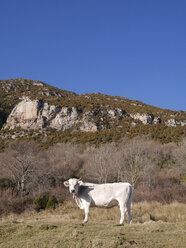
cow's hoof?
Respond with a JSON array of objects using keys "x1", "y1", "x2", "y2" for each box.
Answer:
[{"x1": 115, "y1": 223, "x2": 123, "y2": 226}]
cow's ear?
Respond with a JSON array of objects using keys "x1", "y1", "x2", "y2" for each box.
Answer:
[
  {"x1": 64, "y1": 181, "x2": 69, "y2": 187},
  {"x1": 78, "y1": 180, "x2": 83, "y2": 185}
]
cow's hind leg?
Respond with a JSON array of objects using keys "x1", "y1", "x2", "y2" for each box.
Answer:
[
  {"x1": 127, "y1": 189, "x2": 133, "y2": 224},
  {"x1": 127, "y1": 205, "x2": 132, "y2": 224},
  {"x1": 118, "y1": 200, "x2": 127, "y2": 225}
]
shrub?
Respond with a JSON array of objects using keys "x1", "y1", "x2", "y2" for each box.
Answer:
[
  {"x1": 33, "y1": 193, "x2": 58, "y2": 211},
  {"x1": 0, "y1": 178, "x2": 13, "y2": 189},
  {"x1": 46, "y1": 195, "x2": 58, "y2": 209},
  {"x1": 33, "y1": 193, "x2": 49, "y2": 211}
]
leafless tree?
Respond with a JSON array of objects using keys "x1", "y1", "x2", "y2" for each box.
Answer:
[
  {"x1": 47, "y1": 143, "x2": 84, "y2": 182},
  {"x1": 84, "y1": 143, "x2": 118, "y2": 183},
  {"x1": 113, "y1": 137, "x2": 153, "y2": 187},
  {"x1": 173, "y1": 138, "x2": 186, "y2": 170},
  {"x1": 0, "y1": 141, "x2": 48, "y2": 197}
]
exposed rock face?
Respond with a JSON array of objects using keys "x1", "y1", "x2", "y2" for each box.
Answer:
[
  {"x1": 4, "y1": 98, "x2": 128, "y2": 132},
  {"x1": 153, "y1": 117, "x2": 162, "y2": 124},
  {"x1": 79, "y1": 119, "x2": 98, "y2": 132},
  {"x1": 130, "y1": 113, "x2": 154, "y2": 124},
  {"x1": 107, "y1": 108, "x2": 126, "y2": 118},
  {"x1": 43, "y1": 105, "x2": 80, "y2": 130},
  {"x1": 165, "y1": 119, "x2": 186, "y2": 127},
  {"x1": 33, "y1": 82, "x2": 44, "y2": 86},
  {"x1": 5, "y1": 97, "x2": 101, "y2": 132},
  {"x1": 79, "y1": 111, "x2": 98, "y2": 132},
  {"x1": 4, "y1": 97, "x2": 82, "y2": 131},
  {"x1": 4, "y1": 97, "x2": 186, "y2": 133},
  {"x1": 5, "y1": 98, "x2": 42, "y2": 129},
  {"x1": 165, "y1": 119, "x2": 178, "y2": 127},
  {"x1": 180, "y1": 121, "x2": 186, "y2": 127},
  {"x1": 41, "y1": 91, "x2": 63, "y2": 97}
]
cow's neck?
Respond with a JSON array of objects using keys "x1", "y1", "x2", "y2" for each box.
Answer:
[{"x1": 74, "y1": 195, "x2": 84, "y2": 209}]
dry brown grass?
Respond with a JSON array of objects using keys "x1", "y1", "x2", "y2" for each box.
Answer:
[{"x1": 0, "y1": 201, "x2": 185, "y2": 248}]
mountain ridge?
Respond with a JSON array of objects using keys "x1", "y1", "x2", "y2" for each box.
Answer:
[{"x1": 0, "y1": 78, "x2": 185, "y2": 146}]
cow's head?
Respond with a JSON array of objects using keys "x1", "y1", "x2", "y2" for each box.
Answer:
[{"x1": 64, "y1": 178, "x2": 83, "y2": 195}]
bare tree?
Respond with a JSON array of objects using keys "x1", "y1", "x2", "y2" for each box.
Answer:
[
  {"x1": 113, "y1": 137, "x2": 155, "y2": 188},
  {"x1": 83, "y1": 137, "x2": 153, "y2": 186},
  {"x1": 84, "y1": 143, "x2": 118, "y2": 183},
  {"x1": 173, "y1": 138, "x2": 186, "y2": 170},
  {"x1": 47, "y1": 143, "x2": 84, "y2": 182},
  {"x1": 0, "y1": 141, "x2": 46, "y2": 197}
]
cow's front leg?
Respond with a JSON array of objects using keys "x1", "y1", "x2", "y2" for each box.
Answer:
[
  {"x1": 83, "y1": 202, "x2": 90, "y2": 223},
  {"x1": 83, "y1": 206, "x2": 90, "y2": 223}
]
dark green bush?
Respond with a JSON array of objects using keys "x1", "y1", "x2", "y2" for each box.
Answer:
[
  {"x1": 46, "y1": 195, "x2": 58, "y2": 209},
  {"x1": 0, "y1": 178, "x2": 13, "y2": 189},
  {"x1": 33, "y1": 193, "x2": 49, "y2": 211},
  {"x1": 33, "y1": 193, "x2": 58, "y2": 211}
]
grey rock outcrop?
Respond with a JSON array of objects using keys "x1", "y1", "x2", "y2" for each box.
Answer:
[
  {"x1": 3, "y1": 97, "x2": 185, "y2": 134},
  {"x1": 5, "y1": 97, "x2": 43, "y2": 129},
  {"x1": 79, "y1": 119, "x2": 98, "y2": 132},
  {"x1": 107, "y1": 108, "x2": 125, "y2": 118},
  {"x1": 4, "y1": 98, "x2": 128, "y2": 132},
  {"x1": 130, "y1": 113, "x2": 154, "y2": 124},
  {"x1": 4, "y1": 97, "x2": 82, "y2": 131},
  {"x1": 165, "y1": 119, "x2": 186, "y2": 127},
  {"x1": 153, "y1": 117, "x2": 162, "y2": 124}
]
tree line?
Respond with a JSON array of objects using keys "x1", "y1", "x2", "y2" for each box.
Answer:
[{"x1": 0, "y1": 137, "x2": 185, "y2": 215}]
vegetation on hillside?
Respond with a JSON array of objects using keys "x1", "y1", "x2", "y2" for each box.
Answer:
[
  {"x1": 0, "y1": 137, "x2": 185, "y2": 216},
  {"x1": 0, "y1": 78, "x2": 186, "y2": 145},
  {"x1": 0, "y1": 122, "x2": 185, "y2": 151},
  {"x1": 0, "y1": 78, "x2": 76, "y2": 125}
]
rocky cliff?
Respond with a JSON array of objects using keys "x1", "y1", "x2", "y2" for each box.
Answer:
[
  {"x1": 0, "y1": 78, "x2": 185, "y2": 144},
  {"x1": 4, "y1": 96, "x2": 186, "y2": 131}
]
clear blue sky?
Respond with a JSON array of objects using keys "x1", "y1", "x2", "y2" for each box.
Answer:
[{"x1": 0, "y1": 0, "x2": 185, "y2": 111}]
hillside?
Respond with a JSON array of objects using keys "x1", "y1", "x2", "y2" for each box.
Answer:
[{"x1": 0, "y1": 78, "x2": 185, "y2": 146}]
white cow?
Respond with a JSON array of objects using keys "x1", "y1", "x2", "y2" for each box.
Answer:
[{"x1": 64, "y1": 178, "x2": 133, "y2": 225}]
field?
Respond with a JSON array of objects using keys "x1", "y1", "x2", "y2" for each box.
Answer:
[{"x1": 0, "y1": 201, "x2": 185, "y2": 248}]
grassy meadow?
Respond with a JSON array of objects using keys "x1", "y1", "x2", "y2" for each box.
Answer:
[{"x1": 0, "y1": 201, "x2": 185, "y2": 248}]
